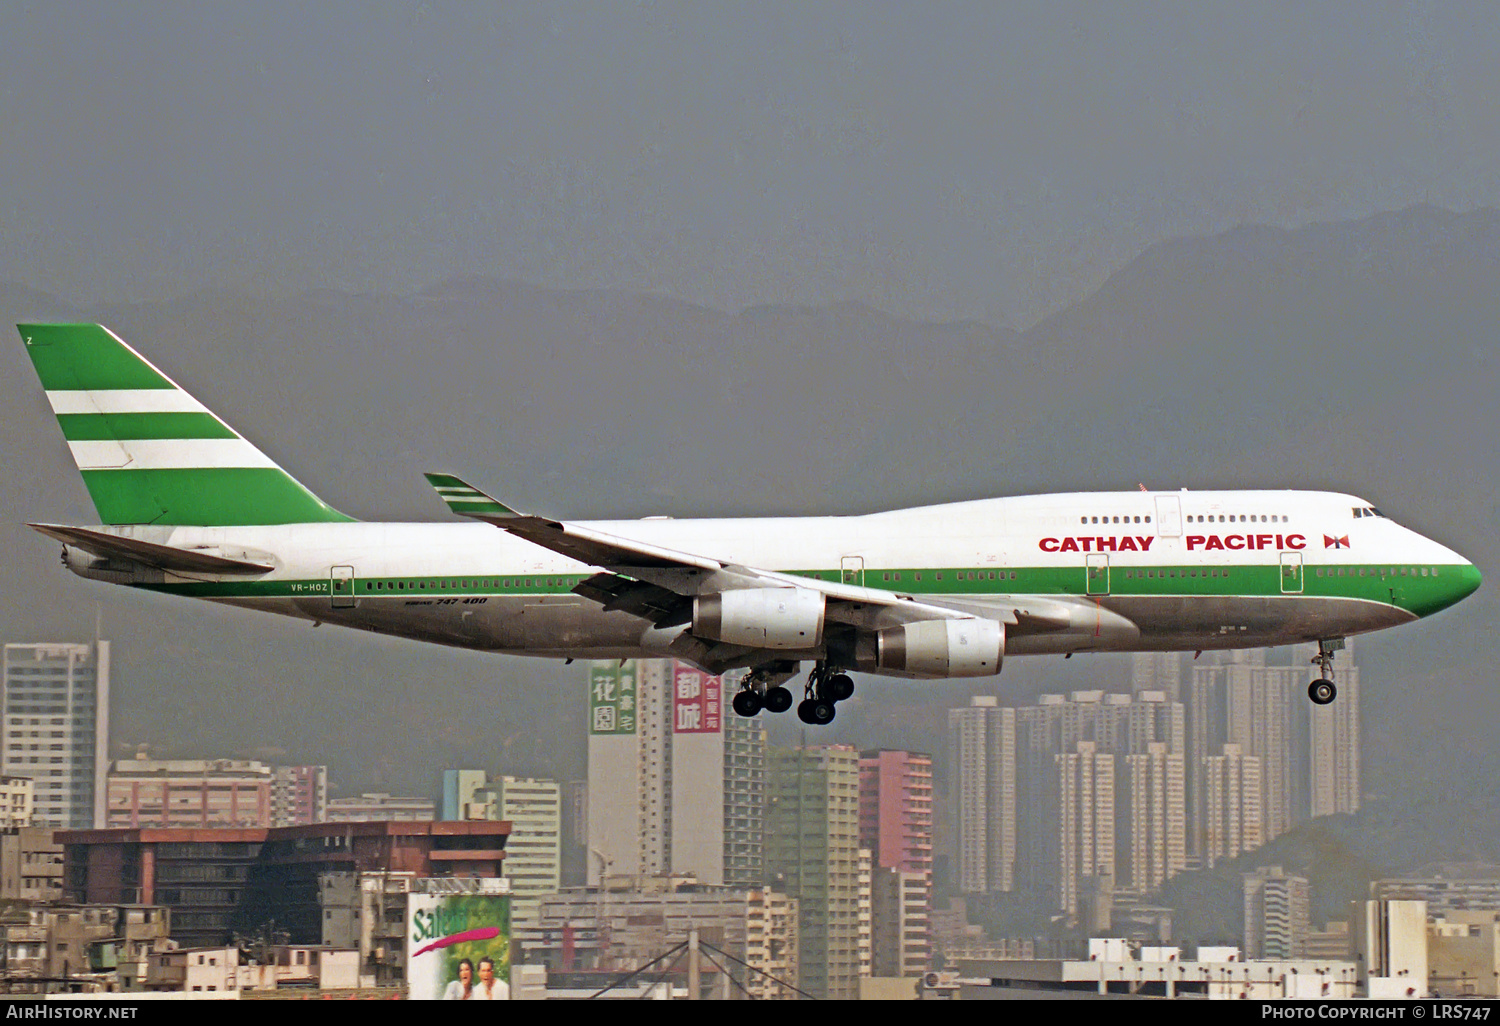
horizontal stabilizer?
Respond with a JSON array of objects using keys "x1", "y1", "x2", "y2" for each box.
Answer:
[{"x1": 29, "y1": 523, "x2": 275, "y2": 575}]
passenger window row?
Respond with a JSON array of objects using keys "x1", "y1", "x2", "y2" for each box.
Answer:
[{"x1": 1188, "y1": 514, "x2": 1287, "y2": 523}]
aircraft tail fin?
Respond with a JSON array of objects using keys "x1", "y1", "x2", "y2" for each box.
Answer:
[{"x1": 19, "y1": 324, "x2": 352, "y2": 526}]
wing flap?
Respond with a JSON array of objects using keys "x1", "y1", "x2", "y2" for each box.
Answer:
[{"x1": 573, "y1": 573, "x2": 692, "y2": 628}]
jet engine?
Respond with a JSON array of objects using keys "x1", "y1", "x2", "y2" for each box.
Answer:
[
  {"x1": 62, "y1": 546, "x2": 136, "y2": 584},
  {"x1": 876, "y1": 618, "x2": 1004, "y2": 678},
  {"x1": 693, "y1": 587, "x2": 825, "y2": 649}
]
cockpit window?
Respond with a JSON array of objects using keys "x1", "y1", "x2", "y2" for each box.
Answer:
[{"x1": 1352, "y1": 507, "x2": 1386, "y2": 519}]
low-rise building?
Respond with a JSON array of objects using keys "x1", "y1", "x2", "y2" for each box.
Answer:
[
  {"x1": 106, "y1": 759, "x2": 273, "y2": 829},
  {"x1": 0, "y1": 904, "x2": 171, "y2": 990},
  {"x1": 319, "y1": 872, "x2": 508, "y2": 988},
  {"x1": 142, "y1": 941, "x2": 368, "y2": 993},
  {"x1": 1429, "y1": 911, "x2": 1500, "y2": 998},
  {"x1": 0, "y1": 776, "x2": 34, "y2": 830},
  {"x1": 57, "y1": 821, "x2": 510, "y2": 950},
  {"x1": 517, "y1": 876, "x2": 800, "y2": 999},
  {"x1": 1374, "y1": 863, "x2": 1500, "y2": 918},
  {"x1": 0, "y1": 825, "x2": 63, "y2": 901},
  {"x1": 324, "y1": 793, "x2": 435, "y2": 822},
  {"x1": 955, "y1": 944, "x2": 1361, "y2": 999}
]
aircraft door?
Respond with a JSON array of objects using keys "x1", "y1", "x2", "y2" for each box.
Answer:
[
  {"x1": 841, "y1": 556, "x2": 865, "y2": 588},
  {"x1": 1154, "y1": 495, "x2": 1183, "y2": 537},
  {"x1": 1086, "y1": 554, "x2": 1110, "y2": 595},
  {"x1": 1279, "y1": 552, "x2": 1303, "y2": 594},
  {"x1": 330, "y1": 566, "x2": 356, "y2": 608}
]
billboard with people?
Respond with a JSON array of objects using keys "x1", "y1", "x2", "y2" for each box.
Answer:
[{"x1": 407, "y1": 892, "x2": 512, "y2": 1000}]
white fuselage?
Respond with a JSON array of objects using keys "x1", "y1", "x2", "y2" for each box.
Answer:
[{"x1": 86, "y1": 489, "x2": 1477, "y2": 673}]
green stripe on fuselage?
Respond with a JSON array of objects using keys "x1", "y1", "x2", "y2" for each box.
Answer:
[{"x1": 136, "y1": 562, "x2": 1475, "y2": 619}]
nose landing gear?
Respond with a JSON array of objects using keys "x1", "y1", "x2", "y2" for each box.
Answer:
[{"x1": 1308, "y1": 638, "x2": 1343, "y2": 706}]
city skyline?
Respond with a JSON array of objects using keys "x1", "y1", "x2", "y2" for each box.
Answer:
[
  {"x1": 0, "y1": 641, "x2": 1418, "y2": 922},
  {"x1": 4, "y1": 640, "x2": 1496, "y2": 998}
]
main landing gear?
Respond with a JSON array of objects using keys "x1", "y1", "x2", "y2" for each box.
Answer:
[
  {"x1": 732, "y1": 660, "x2": 797, "y2": 718},
  {"x1": 731, "y1": 661, "x2": 854, "y2": 725},
  {"x1": 731, "y1": 683, "x2": 794, "y2": 717},
  {"x1": 796, "y1": 662, "x2": 854, "y2": 726},
  {"x1": 1308, "y1": 638, "x2": 1343, "y2": 706}
]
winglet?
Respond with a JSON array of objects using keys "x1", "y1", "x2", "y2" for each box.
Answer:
[{"x1": 424, "y1": 473, "x2": 521, "y2": 519}]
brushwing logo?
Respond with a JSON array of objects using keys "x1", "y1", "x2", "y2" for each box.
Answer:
[{"x1": 1324, "y1": 535, "x2": 1351, "y2": 549}]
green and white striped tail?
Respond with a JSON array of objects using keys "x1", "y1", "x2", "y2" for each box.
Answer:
[
  {"x1": 424, "y1": 473, "x2": 518, "y2": 518},
  {"x1": 19, "y1": 323, "x2": 352, "y2": 526}
]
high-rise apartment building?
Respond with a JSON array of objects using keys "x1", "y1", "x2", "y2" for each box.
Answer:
[
  {"x1": 1015, "y1": 691, "x2": 1185, "y2": 913},
  {"x1": 947, "y1": 697, "x2": 1015, "y2": 894},
  {"x1": 586, "y1": 660, "x2": 764, "y2": 887},
  {"x1": 870, "y1": 867, "x2": 929, "y2": 977},
  {"x1": 1120, "y1": 742, "x2": 1186, "y2": 893},
  {"x1": 494, "y1": 776, "x2": 561, "y2": 925},
  {"x1": 1201, "y1": 743, "x2": 1265, "y2": 866},
  {"x1": 561, "y1": 779, "x2": 588, "y2": 886},
  {"x1": 1189, "y1": 645, "x2": 1361, "y2": 855},
  {"x1": 1225, "y1": 652, "x2": 1298, "y2": 840},
  {"x1": 766, "y1": 745, "x2": 864, "y2": 1000},
  {"x1": 271, "y1": 765, "x2": 328, "y2": 826},
  {"x1": 2, "y1": 642, "x2": 110, "y2": 829},
  {"x1": 1244, "y1": 865, "x2": 1311, "y2": 959},
  {"x1": 859, "y1": 749, "x2": 934, "y2": 879},
  {"x1": 859, "y1": 749, "x2": 933, "y2": 974},
  {"x1": 1132, "y1": 652, "x2": 1183, "y2": 701},
  {"x1": 1297, "y1": 642, "x2": 1361, "y2": 819},
  {"x1": 1049, "y1": 741, "x2": 1116, "y2": 917}
]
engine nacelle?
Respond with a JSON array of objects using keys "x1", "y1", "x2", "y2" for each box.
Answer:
[
  {"x1": 693, "y1": 587, "x2": 825, "y2": 650},
  {"x1": 876, "y1": 618, "x2": 1004, "y2": 678},
  {"x1": 62, "y1": 546, "x2": 136, "y2": 584}
]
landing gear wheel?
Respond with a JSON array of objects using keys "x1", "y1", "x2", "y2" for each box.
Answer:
[
  {"x1": 764, "y1": 686, "x2": 794, "y2": 713},
  {"x1": 1307, "y1": 638, "x2": 1343, "y2": 705},
  {"x1": 811, "y1": 699, "x2": 836, "y2": 724},
  {"x1": 732, "y1": 689, "x2": 764, "y2": 717},
  {"x1": 826, "y1": 673, "x2": 855, "y2": 702},
  {"x1": 797, "y1": 698, "x2": 837, "y2": 725}
]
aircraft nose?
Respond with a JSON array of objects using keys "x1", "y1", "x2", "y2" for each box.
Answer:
[
  {"x1": 1430, "y1": 557, "x2": 1482, "y2": 615},
  {"x1": 1454, "y1": 560, "x2": 1482, "y2": 602}
]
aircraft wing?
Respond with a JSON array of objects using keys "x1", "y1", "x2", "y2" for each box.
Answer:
[
  {"x1": 29, "y1": 523, "x2": 275, "y2": 575},
  {"x1": 424, "y1": 474, "x2": 1073, "y2": 635}
]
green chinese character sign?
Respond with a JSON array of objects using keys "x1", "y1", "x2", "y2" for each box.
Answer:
[{"x1": 589, "y1": 661, "x2": 637, "y2": 735}]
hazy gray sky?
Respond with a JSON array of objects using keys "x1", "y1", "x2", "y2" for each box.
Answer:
[{"x1": 5, "y1": 2, "x2": 1499, "y2": 325}]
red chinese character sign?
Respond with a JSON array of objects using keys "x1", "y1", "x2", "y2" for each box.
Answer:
[{"x1": 672, "y1": 664, "x2": 721, "y2": 734}]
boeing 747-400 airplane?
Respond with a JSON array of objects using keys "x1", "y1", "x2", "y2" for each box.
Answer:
[{"x1": 18, "y1": 324, "x2": 1481, "y2": 724}]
